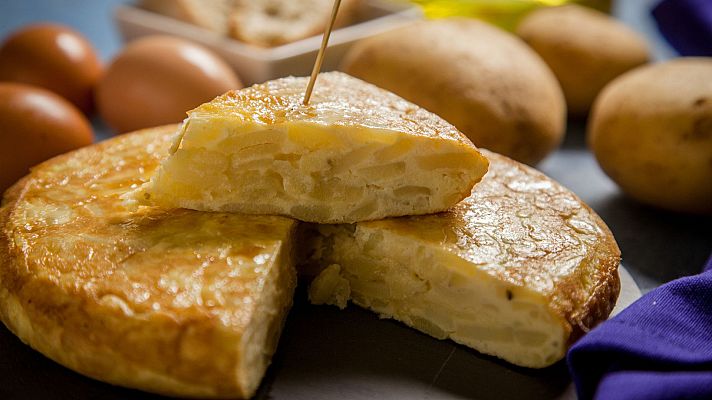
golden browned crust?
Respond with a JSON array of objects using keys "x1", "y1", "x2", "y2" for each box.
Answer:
[
  {"x1": 549, "y1": 196, "x2": 621, "y2": 346},
  {"x1": 189, "y1": 72, "x2": 477, "y2": 149},
  {"x1": 0, "y1": 122, "x2": 620, "y2": 387},
  {"x1": 362, "y1": 150, "x2": 621, "y2": 346},
  {"x1": 143, "y1": 71, "x2": 488, "y2": 224},
  {"x1": 0, "y1": 126, "x2": 297, "y2": 398},
  {"x1": 564, "y1": 249, "x2": 620, "y2": 346}
]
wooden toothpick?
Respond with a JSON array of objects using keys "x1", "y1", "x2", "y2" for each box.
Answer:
[{"x1": 303, "y1": 0, "x2": 342, "y2": 105}]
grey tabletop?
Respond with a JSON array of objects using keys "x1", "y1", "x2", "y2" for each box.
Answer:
[{"x1": 0, "y1": 1, "x2": 710, "y2": 400}]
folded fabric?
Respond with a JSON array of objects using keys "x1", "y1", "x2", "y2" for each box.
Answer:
[
  {"x1": 568, "y1": 254, "x2": 712, "y2": 400},
  {"x1": 652, "y1": 0, "x2": 712, "y2": 56}
]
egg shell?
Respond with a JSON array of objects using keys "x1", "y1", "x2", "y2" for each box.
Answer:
[
  {"x1": 0, "y1": 83, "x2": 94, "y2": 193},
  {"x1": 96, "y1": 35, "x2": 242, "y2": 133},
  {"x1": 0, "y1": 23, "x2": 102, "y2": 114}
]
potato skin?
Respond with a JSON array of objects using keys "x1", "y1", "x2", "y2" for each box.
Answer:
[
  {"x1": 517, "y1": 5, "x2": 650, "y2": 115},
  {"x1": 340, "y1": 18, "x2": 565, "y2": 165},
  {"x1": 588, "y1": 58, "x2": 712, "y2": 214}
]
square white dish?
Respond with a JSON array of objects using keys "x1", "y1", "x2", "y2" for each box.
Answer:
[{"x1": 114, "y1": 0, "x2": 423, "y2": 85}]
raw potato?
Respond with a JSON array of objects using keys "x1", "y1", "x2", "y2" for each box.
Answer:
[
  {"x1": 517, "y1": 5, "x2": 650, "y2": 115},
  {"x1": 589, "y1": 58, "x2": 712, "y2": 214},
  {"x1": 341, "y1": 18, "x2": 565, "y2": 165}
]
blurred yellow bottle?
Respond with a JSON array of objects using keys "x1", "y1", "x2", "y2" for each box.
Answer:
[{"x1": 407, "y1": 0, "x2": 611, "y2": 30}]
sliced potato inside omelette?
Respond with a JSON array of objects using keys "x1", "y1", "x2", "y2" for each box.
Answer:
[
  {"x1": 132, "y1": 72, "x2": 488, "y2": 223},
  {"x1": 0, "y1": 127, "x2": 297, "y2": 399},
  {"x1": 304, "y1": 150, "x2": 621, "y2": 368}
]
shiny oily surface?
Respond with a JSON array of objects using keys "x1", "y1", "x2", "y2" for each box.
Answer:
[
  {"x1": 0, "y1": 83, "x2": 93, "y2": 193},
  {"x1": 190, "y1": 72, "x2": 473, "y2": 146},
  {"x1": 96, "y1": 35, "x2": 242, "y2": 133},
  {"x1": 0, "y1": 125, "x2": 296, "y2": 396},
  {"x1": 0, "y1": 23, "x2": 102, "y2": 114},
  {"x1": 139, "y1": 72, "x2": 488, "y2": 224},
  {"x1": 1, "y1": 127, "x2": 293, "y2": 317},
  {"x1": 362, "y1": 149, "x2": 620, "y2": 321}
]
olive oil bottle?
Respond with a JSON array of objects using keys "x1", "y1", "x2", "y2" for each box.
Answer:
[{"x1": 407, "y1": 0, "x2": 612, "y2": 30}]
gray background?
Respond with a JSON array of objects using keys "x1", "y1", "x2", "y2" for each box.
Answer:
[{"x1": 0, "y1": 1, "x2": 710, "y2": 399}]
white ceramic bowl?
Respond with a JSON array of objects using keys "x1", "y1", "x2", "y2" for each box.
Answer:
[{"x1": 114, "y1": 0, "x2": 423, "y2": 85}]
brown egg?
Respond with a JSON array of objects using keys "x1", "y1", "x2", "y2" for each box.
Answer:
[
  {"x1": 0, "y1": 23, "x2": 102, "y2": 114},
  {"x1": 0, "y1": 83, "x2": 94, "y2": 192},
  {"x1": 96, "y1": 35, "x2": 242, "y2": 133}
]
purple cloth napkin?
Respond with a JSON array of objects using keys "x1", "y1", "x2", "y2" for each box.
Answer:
[
  {"x1": 653, "y1": 0, "x2": 712, "y2": 56},
  {"x1": 568, "y1": 254, "x2": 712, "y2": 400}
]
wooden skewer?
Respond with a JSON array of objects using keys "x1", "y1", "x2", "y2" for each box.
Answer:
[{"x1": 303, "y1": 0, "x2": 342, "y2": 105}]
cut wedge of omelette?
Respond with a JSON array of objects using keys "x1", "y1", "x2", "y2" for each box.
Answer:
[
  {"x1": 305, "y1": 149, "x2": 621, "y2": 368},
  {"x1": 132, "y1": 72, "x2": 489, "y2": 224},
  {"x1": 0, "y1": 126, "x2": 297, "y2": 399},
  {"x1": 0, "y1": 125, "x2": 620, "y2": 397}
]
